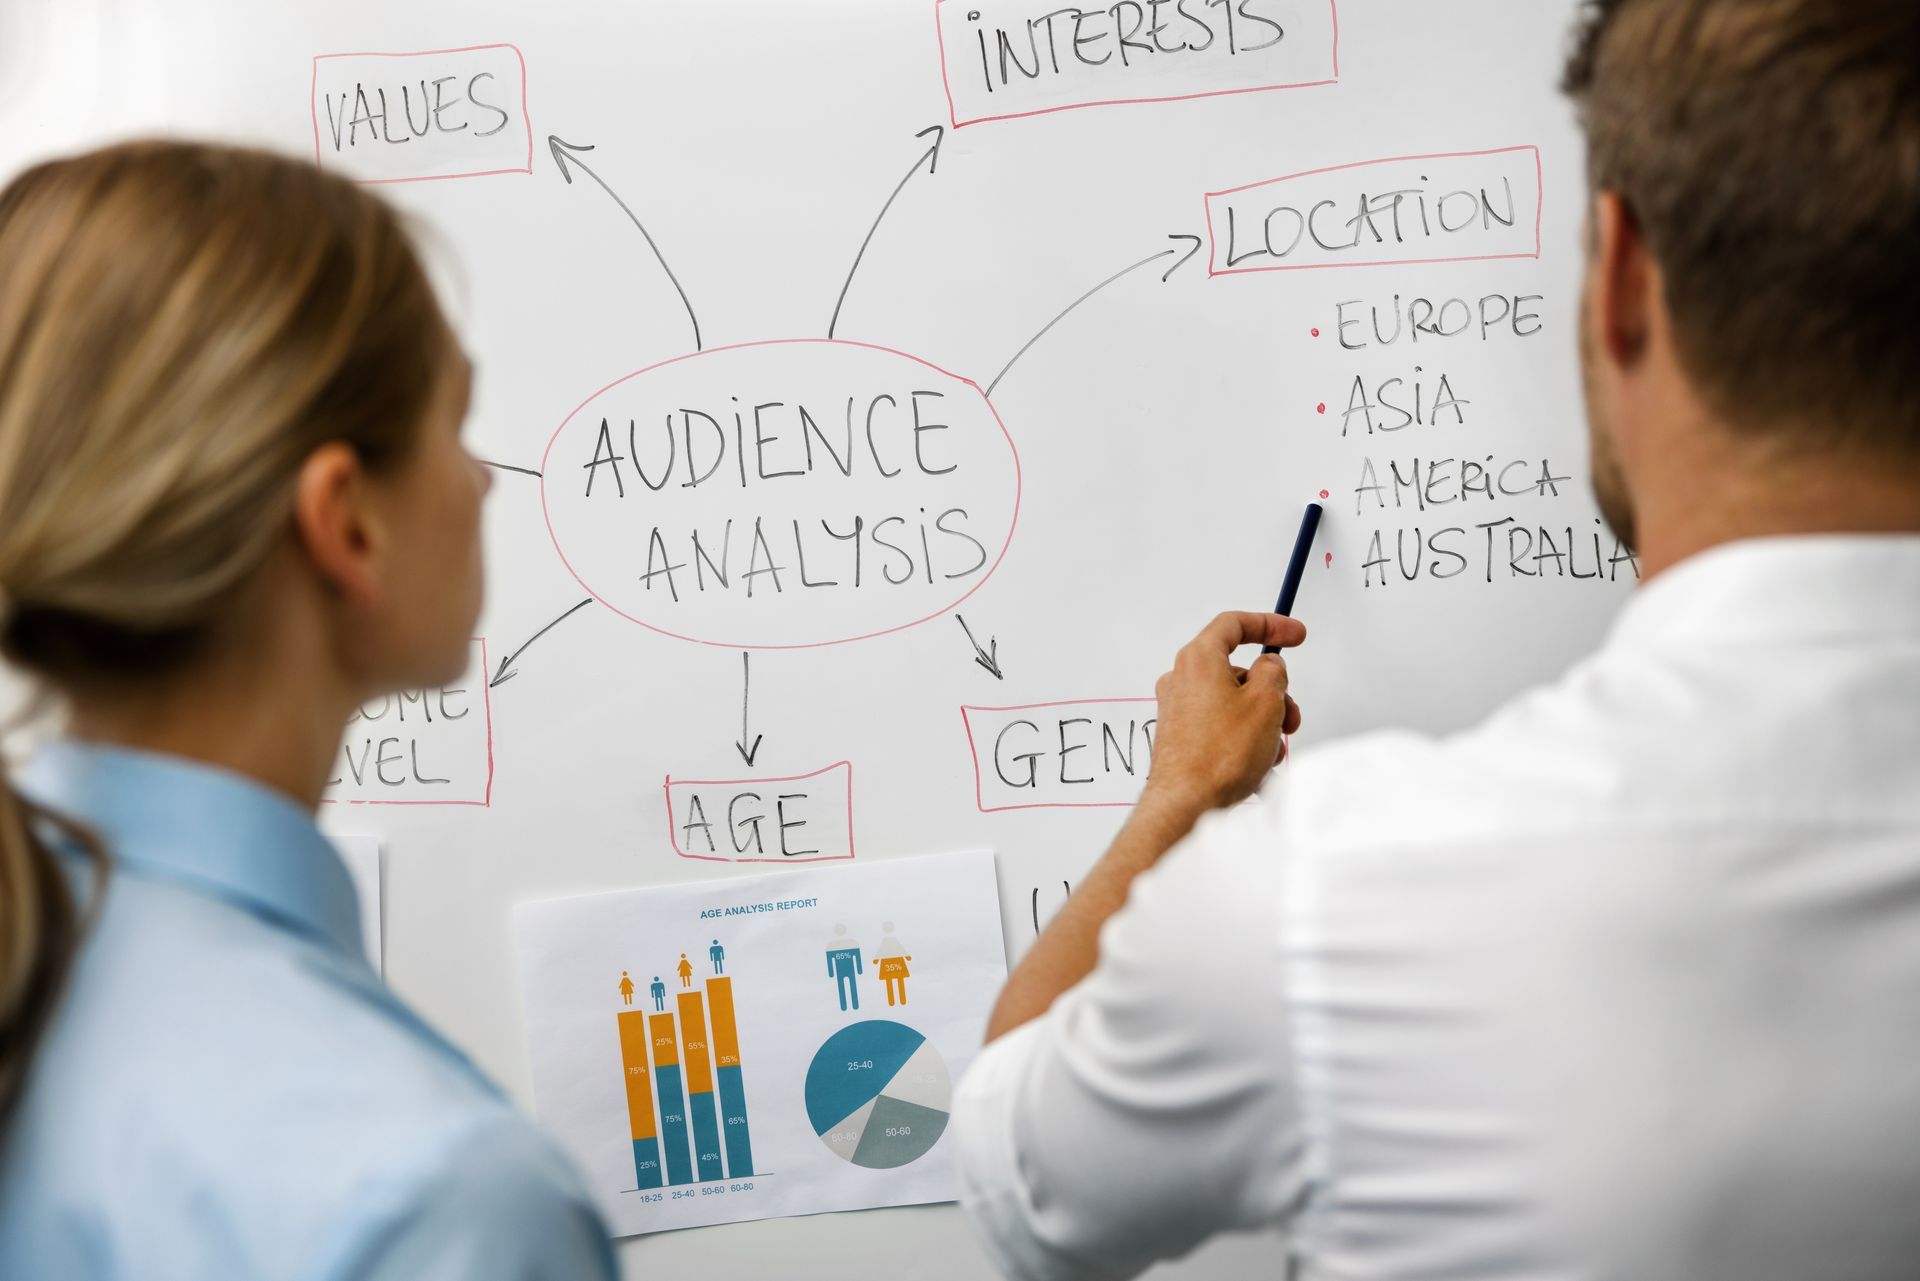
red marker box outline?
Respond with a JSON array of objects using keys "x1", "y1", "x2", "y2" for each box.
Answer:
[
  {"x1": 936, "y1": 0, "x2": 1340, "y2": 128},
  {"x1": 961, "y1": 698, "x2": 1156, "y2": 812},
  {"x1": 323, "y1": 636, "x2": 495, "y2": 808},
  {"x1": 310, "y1": 43, "x2": 533, "y2": 185},
  {"x1": 663, "y1": 761, "x2": 856, "y2": 864},
  {"x1": 1204, "y1": 145, "x2": 1544, "y2": 276}
]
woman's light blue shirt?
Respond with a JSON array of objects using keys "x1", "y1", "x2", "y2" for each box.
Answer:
[{"x1": 0, "y1": 740, "x2": 617, "y2": 1281}]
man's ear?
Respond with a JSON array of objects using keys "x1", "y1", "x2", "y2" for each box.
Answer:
[
  {"x1": 1590, "y1": 190, "x2": 1655, "y2": 367},
  {"x1": 292, "y1": 442, "x2": 384, "y2": 611}
]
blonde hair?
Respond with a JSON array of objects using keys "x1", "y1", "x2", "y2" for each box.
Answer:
[{"x1": 0, "y1": 140, "x2": 455, "y2": 1119}]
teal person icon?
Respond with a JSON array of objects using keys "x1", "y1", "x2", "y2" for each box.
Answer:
[
  {"x1": 650, "y1": 974, "x2": 666, "y2": 1011},
  {"x1": 826, "y1": 924, "x2": 863, "y2": 1011},
  {"x1": 709, "y1": 938, "x2": 725, "y2": 974}
]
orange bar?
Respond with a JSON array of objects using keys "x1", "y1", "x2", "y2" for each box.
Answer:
[
  {"x1": 648, "y1": 1012, "x2": 680, "y2": 1068},
  {"x1": 706, "y1": 976, "x2": 742, "y2": 1069},
  {"x1": 616, "y1": 1010, "x2": 658, "y2": 1141},
  {"x1": 677, "y1": 991, "x2": 714, "y2": 1093}
]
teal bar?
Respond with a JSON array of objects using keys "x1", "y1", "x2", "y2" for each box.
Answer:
[
  {"x1": 688, "y1": 1089, "x2": 724, "y2": 1182},
  {"x1": 654, "y1": 1066, "x2": 694, "y2": 1186},
  {"x1": 631, "y1": 1137, "x2": 662, "y2": 1190},
  {"x1": 716, "y1": 1063, "x2": 753, "y2": 1176}
]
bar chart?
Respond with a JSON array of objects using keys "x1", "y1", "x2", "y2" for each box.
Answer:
[{"x1": 616, "y1": 968, "x2": 756, "y2": 1189}]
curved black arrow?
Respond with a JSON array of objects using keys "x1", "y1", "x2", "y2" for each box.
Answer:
[
  {"x1": 985, "y1": 235, "x2": 1199, "y2": 398},
  {"x1": 828, "y1": 125, "x2": 946, "y2": 340},
  {"x1": 490, "y1": 598, "x2": 595, "y2": 688},
  {"x1": 955, "y1": 613, "x2": 1004, "y2": 680},
  {"x1": 736, "y1": 651, "x2": 763, "y2": 766},
  {"x1": 549, "y1": 135, "x2": 703, "y2": 352},
  {"x1": 1162, "y1": 233, "x2": 1202, "y2": 281}
]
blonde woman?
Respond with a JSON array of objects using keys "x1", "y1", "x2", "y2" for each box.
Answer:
[{"x1": 0, "y1": 142, "x2": 614, "y2": 1279}]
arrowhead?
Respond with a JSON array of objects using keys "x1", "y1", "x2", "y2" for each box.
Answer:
[
  {"x1": 956, "y1": 613, "x2": 1003, "y2": 678},
  {"x1": 1162, "y1": 233, "x2": 1203, "y2": 282},
  {"x1": 916, "y1": 123, "x2": 946, "y2": 174},
  {"x1": 489, "y1": 658, "x2": 518, "y2": 689},
  {"x1": 548, "y1": 135, "x2": 595, "y2": 184},
  {"x1": 735, "y1": 735, "x2": 763, "y2": 767}
]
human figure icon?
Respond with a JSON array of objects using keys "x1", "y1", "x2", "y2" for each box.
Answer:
[
  {"x1": 875, "y1": 923, "x2": 911, "y2": 1007},
  {"x1": 676, "y1": 952, "x2": 694, "y2": 988},
  {"x1": 709, "y1": 938, "x2": 725, "y2": 974},
  {"x1": 618, "y1": 970, "x2": 635, "y2": 1006},
  {"x1": 826, "y1": 924, "x2": 863, "y2": 1011},
  {"x1": 650, "y1": 975, "x2": 666, "y2": 1011}
]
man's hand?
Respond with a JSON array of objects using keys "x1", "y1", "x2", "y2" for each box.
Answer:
[
  {"x1": 983, "y1": 610, "x2": 1304, "y2": 1042},
  {"x1": 1146, "y1": 611, "x2": 1305, "y2": 815}
]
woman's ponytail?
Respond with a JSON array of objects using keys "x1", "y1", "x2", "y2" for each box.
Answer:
[{"x1": 0, "y1": 758, "x2": 104, "y2": 1122}]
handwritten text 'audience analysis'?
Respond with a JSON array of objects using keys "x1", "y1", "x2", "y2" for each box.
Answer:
[{"x1": 544, "y1": 341, "x2": 1020, "y2": 649}]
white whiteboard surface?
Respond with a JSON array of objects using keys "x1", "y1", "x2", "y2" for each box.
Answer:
[{"x1": 0, "y1": 1, "x2": 1629, "y2": 1276}]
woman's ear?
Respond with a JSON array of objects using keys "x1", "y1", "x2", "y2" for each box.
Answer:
[{"x1": 292, "y1": 442, "x2": 384, "y2": 611}]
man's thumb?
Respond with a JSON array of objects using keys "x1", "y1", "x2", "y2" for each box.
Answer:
[{"x1": 1245, "y1": 653, "x2": 1287, "y2": 692}]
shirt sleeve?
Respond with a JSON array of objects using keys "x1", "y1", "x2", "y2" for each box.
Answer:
[
  {"x1": 321, "y1": 1110, "x2": 618, "y2": 1281},
  {"x1": 952, "y1": 794, "x2": 1308, "y2": 1281}
]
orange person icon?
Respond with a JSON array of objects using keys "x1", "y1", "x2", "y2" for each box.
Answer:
[
  {"x1": 876, "y1": 922, "x2": 911, "y2": 1006},
  {"x1": 618, "y1": 970, "x2": 635, "y2": 1006},
  {"x1": 676, "y1": 952, "x2": 694, "y2": 987}
]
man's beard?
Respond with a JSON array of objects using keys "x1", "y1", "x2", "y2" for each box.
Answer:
[{"x1": 1580, "y1": 300, "x2": 1638, "y2": 554}]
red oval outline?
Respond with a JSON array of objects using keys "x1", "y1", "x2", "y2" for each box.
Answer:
[{"x1": 539, "y1": 338, "x2": 1022, "y2": 650}]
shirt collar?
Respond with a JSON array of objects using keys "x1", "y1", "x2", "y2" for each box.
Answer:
[
  {"x1": 14, "y1": 738, "x2": 364, "y2": 963},
  {"x1": 1607, "y1": 533, "x2": 1920, "y2": 650}
]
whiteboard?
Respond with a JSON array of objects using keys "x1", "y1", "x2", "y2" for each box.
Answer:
[{"x1": 0, "y1": 1, "x2": 1629, "y2": 1275}]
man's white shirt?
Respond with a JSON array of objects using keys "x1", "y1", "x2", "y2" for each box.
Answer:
[{"x1": 953, "y1": 535, "x2": 1920, "y2": 1281}]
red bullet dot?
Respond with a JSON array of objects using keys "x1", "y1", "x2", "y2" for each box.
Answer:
[
  {"x1": 1315, "y1": 402, "x2": 1326, "y2": 414},
  {"x1": 1324, "y1": 552, "x2": 1333, "y2": 569},
  {"x1": 1310, "y1": 327, "x2": 1320, "y2": 337},
  {"x1": 1318, "y1": 489, "x2": 1330, "y2": 499}
]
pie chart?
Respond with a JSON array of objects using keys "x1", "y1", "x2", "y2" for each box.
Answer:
[{"x1": 804, "y1": 1020, "x2": 951, "y2": 1169}]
